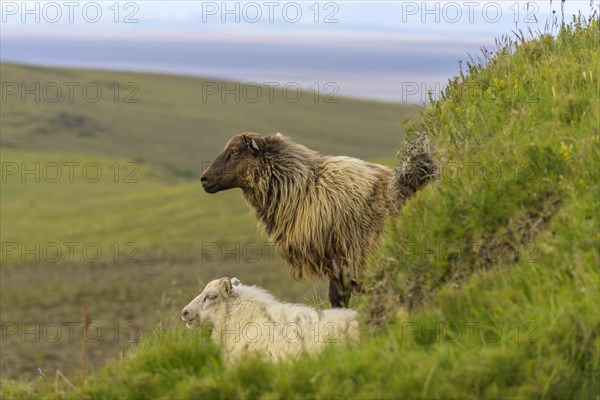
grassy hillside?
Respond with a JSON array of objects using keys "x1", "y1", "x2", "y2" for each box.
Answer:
[
  {"x1": 0, "y1": 62, "x2": 415, "y2": 175},
  {"x1": 3, "y1": 18, "x2": 596, "y2": 399}
]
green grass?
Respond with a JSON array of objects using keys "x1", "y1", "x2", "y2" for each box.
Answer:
[{"x1": 2, "y1": 18, "x2": 599, "y2": 399}]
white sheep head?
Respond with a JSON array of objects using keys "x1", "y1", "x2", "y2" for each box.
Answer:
[{"x1": 181, "y1": 277, "x2": 236, "y2": 328}]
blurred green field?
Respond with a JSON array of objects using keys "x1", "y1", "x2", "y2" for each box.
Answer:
[
  {"x1": 0, "y1": 62, "x2": 415, "y2": 174},
  {"x1": 1, "y1": 149, "x2": 257, "y2": 263},
  {"x1": 1, "y1": 17, "x2": 597, "y2": 399},
  {"x1": 0, "y1": 63, "x2": 406, "y2": 380}
]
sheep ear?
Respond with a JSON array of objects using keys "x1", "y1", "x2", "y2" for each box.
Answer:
[
  {"x1": 220, "y1": 278, "x2": 233, "y2": 296},
  {"x1": 231, "y1": 277, "x2": 241, "y2": 287}
]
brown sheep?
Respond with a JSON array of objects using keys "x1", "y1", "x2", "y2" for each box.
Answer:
[{"x1": 200, "y1": 132, "x2": 433, "y2": 307}]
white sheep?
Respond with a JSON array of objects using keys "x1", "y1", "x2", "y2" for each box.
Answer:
[{"x1": 181, "y1": 277, "x2": 359, "y2": 362}]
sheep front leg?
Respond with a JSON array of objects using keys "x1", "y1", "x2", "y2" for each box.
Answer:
[
  {"x1": 329, "y1": 259, "x2": 351, "y2": 308},
  {"x1": 329, "y1": 277, "x2": 351, "y2": 308}
]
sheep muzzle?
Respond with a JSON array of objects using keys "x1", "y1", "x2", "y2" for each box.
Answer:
[{"x1": 181, "y1": 307, "x2": 200, "y2": 328}]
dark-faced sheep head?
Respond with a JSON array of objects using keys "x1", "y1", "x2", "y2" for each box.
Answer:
[{"x1": 200, "y1": 132, "x2": 266, "y2": 193}]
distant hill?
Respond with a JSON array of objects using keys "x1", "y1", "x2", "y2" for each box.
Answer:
[{"x1": 0, "y1": 62, "x2": 417, "y2": 175}]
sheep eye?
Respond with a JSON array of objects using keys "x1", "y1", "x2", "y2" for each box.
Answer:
[
  {"x1": 204, "y1": 294, "x2": 217, "y2": 302},
  {"x1": 231, "y1": 150, "x2": 239, "y2": 155}
]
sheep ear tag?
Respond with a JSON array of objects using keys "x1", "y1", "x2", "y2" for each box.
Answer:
[{"x1": 244, "y1": 137, "x2": 260, "y2": 153}]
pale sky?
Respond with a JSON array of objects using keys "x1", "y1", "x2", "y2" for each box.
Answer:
[
  {"x1": 2, "y1": 1, "x2": 593, "y2": 39},
  {"x1": 1, "y1": 1, "x2": 597, "y2": 101}
]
